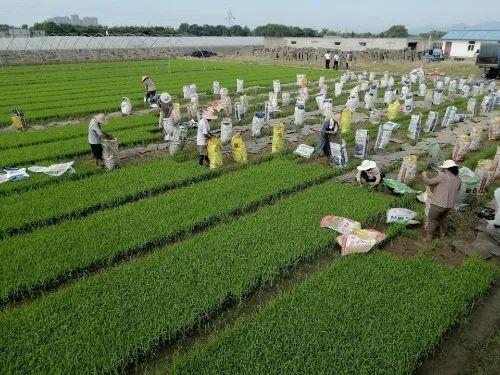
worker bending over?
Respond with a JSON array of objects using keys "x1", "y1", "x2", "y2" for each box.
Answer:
[
  {"x1": 315, "y1": 114, "x2": 341, "y2": 160},
  {"x1": 158, "y1": 93, "x2": 173, "y2": 128},
  {"x1": 356, "y1": 160, "x2": 382, "y2": 189},
  {"x1": 142, "y1": 76, "x2": 157, "y2": 104},
  {"x1": 88, "y1": 113, "x2": 112, "y2": 166},
  {"x1": 197, "y1": 109, "x2": 217, "y2": 166},
  {"x1": 417, "y1": 160, "x2": 461, "y2": 241}
]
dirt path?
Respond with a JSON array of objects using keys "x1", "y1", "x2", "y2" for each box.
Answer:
[{"x1": 416, "y1": 281, "x2": 500, "y2": 375}]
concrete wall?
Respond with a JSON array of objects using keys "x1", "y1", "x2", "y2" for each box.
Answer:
[
  {"x1": 443, "y1": 40, "x2": 482, "y2": 58},
  {"x1": 264, "y1": 37, "x2": 425, "y2": 52}
]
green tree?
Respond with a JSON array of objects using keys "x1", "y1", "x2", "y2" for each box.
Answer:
[{"x1": 379, "y1": 25, "x2": 409, "y2": 38}]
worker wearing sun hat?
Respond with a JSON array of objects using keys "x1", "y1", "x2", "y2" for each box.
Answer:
[
  {"x1": 197, "y1": 108, "x2": 217, "y2": 166},
  {"x1": 141, "y1": 76, "x2": 157, "y2": 104},
  {"x1": 356, "y1": 159, "x2": 382, "y2": 188},
  {"x1": 88, "y1": 113, "x2": 111, "y2": 166},
  {"x1": 158, "y1": 92, "x2": 173, "y2": 127},
  {"x1": 418, "y1": 159, "x2": 462, "y2": 241}
]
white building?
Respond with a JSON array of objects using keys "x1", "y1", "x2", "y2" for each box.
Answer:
[
  {"x1": 441, "y1": 30, "x2": 500, "y2": 58},
  {"x1": 264, "y1": 36, "x2": 424, "y2": 51}
]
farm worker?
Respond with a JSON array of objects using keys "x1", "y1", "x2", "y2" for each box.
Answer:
[
  {"x1": 197, "y1": 108, "x2": 217, "y2": 166},
  {"x1": 339, "y1": 51, "x2": 346, "y2": 69},
  {"x1": 142, "y1": 76, "x2": 157, "y2": 104},
  {"x1": 158, "y1": 93, "x2": 173, "y2": 128},
  {"x1": 315, "y1": 114, "x2": 341, "y2": 159},
  {"x1": 88, "y1": 113, "x2": 112, "y2": 166},
  {"x1": 324, "y1": 51, "x2": 331, "y2": 69},
  {"x1": 333, "y1": 53, "x2": 339, "y2": 70},
  {"x1": 417, "y1": 160, "x2": 461, "y2": 241},
  {"x1": 356, "y1": 160, "x2": 382, "y2": 189}
]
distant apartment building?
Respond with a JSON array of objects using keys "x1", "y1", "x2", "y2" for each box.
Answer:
[{"x1": 45, "y1": 14, "x2": 99, "y2": 26}]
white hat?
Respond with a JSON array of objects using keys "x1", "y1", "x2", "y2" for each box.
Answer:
[
  {"x1": 160, "y1": 92, "x2": 171, "y2": 105},
  {"x1": 357, "y1": 160, "x2": 377, "y2": 171},
  {"x1": 203, "y1": 109, "x2": 218, "y2": 120},
  {"x1": 438, "y1": 160, "x2": 458, "y2": 169},
  {"x1": 141, "y1": 75, "x2": 148, "y2": 82},
  {"x1": 94, "y1": 113, "x2": 107, "y2": 124}
]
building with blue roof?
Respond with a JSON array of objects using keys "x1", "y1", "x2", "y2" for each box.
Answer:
[{"x1": 441, "y1": 30, "x2": 500, "y2": 58}]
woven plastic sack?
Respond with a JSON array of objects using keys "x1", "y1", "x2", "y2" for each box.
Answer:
[
  {"x1": 354, "y1": 129, "x2": 368, "y2": 159},
  {"x1": 452, "y1": 135, "x2": 470, "y2": 162},
  {"x1": 468, "y1": 128, "x2": 483, "y2": 151},
  {"x1": 207, "y1": 137, "x2": 223, "y2": 170},
  {"x1": 330, "y1": 140, "x2": 348, "y2": 167},
  {"x1": 407, "y1": 115, "x2": 421, "y2": 140},
  {"x1": 488, "y1": 117, "x2": 499, "y2": 140},
  {"x1": 340, "y1": 108, "x2": 352, "y2": 134},
  {"x1": 320, "y1": 216, "x2": 361, "y2": 235},
  {"x1": 397, "y1": 155, "x2": 417, "y2": 183},
  {"x1": 424, "y1": 111, "x2": 439, "y2": 133},
  {"x1": 220, "y1": 118, "x2": 233, "y2": 144},
  {"x1": 213, "y1": 81, "x2": 221, "y2": 95},
  {"x1": 467, "y1": 98, "x2": 477, "y2": 115},
  {"x1": 336, "y1": 228, "x2": 386, "y2": 256},
  {"x1": 102, "y1": 139, "x2": 119, "y2": 171},
  {"x1": 273, "y1": 80, "x2": 281, "y2": 93},
  {"x1": 236, "y1": 79, "x2": 244, "y2": 93},
  {"x1": 387, "y1": 101, "x2": 400, "y2": 120},
  {"x1": 427, "y1": 141, "x2": 444, "y2": 167},
  {"x1": 475, "y1": 160, "x2": 493, "y2": 196},
  {"x1": 386, "y1": 208, "x2": 417, "y2": 224},
  {"x1": 231, "y1": 134, "x2": 247, "y2": 164},
  {"x1": 272, "y1": 123, "x2": 285, "y2": 153},
  {"x1": 383, "y1": 178, "x2": 419, "y2": 194}
]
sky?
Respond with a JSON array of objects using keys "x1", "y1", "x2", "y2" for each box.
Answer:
[{"x1": 1, "y1": 0, "x2": 499, "y2": 32}]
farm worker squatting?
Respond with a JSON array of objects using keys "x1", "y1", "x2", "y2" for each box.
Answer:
[
  {"x1": 197, "y1": 109, "x2": 217, "y2": 166},
  {"x1": 356, "y1": 160, "x2": 382, "y2": 189},
  {"x1": 142, "y1": 76, "x2": 157, "y2": 104},
  {"x1": 88, "y1": 113, "x2": 112, "y2": 166},
  {"x1": 417, "y1": 160, "x2": 461, "y2": 241},
  {"x1": 315, "y1": 114, "x2": 341, "y2": 159}
]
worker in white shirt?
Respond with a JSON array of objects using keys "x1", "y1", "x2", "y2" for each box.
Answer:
[
  {"x1": 324, "y1": 51, "x2": 331, "y2": 69},
  {"x1": 197, "y1": 109, "x2": 217, "y2": 166},
  {"x1": 356, "y1": 160, "x2": 382, "y2": 189},
  {"x1": 333, "y1": 53, "x2": 339, "y2": 70},
  {"x1": 88, "y1": 113, "x2": 112, "y2": 166}
]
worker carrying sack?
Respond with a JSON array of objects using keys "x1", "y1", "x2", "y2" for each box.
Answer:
[
  {"x1": 102, "y1": 139, "x2": 119, "y2": 170},
  {"x1": 207, "y1": 137, "x2": 223, "y2": 170},
  {"x1": 231, "y1": 133, "x2": 248, "y2": 164},
  {"x1": 272, "y1": 123, "x2": 285, "y2": 153}
]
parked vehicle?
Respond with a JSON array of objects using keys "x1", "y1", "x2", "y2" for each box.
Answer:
[{"x1": 476, "y1": 42, "x2": 500, "y2": 79}]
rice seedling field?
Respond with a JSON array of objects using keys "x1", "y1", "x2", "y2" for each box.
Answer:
[
  {"x1": 0, "y1": 58, "x2": 497, "y2": 374},
  {"x1": 0, "y1": 59, "x2": 331, "y2": 125}
]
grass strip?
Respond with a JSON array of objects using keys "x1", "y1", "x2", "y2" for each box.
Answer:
[
  {"x1": 0, "y1": 158, "x2": 213, "y2": 237},
  {"x1": 0, "y1": 182, "x2": 394, "y2": 374},
  {"x1": 0, "y1": 159, "x2": 338, "y2": 305},
  {"x1": 0, "y1": 125, "x2": 159, "y2": 166},
  {"x1": 171, "y1": 253, "x2": 495, "y2": 375}
]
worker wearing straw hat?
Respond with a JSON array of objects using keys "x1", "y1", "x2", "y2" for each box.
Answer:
[
  {"x1": 197, "y1": 108, "x2": 217, "y2": 166},
  {"x1": 356, "y1": 160, "x2": 382, "y2": 189},
  {"x1": 141, "y1": 76, "x2": 157, "y2": 104},
  {"x1": 417, "y1": 160, "x2": 461, "y2": 241},
  {"x1": 88, "y1": 113, "x2": 112, "y2": 166}
]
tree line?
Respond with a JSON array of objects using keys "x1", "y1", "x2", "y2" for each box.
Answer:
[{"x1": 20, "y1": 22, "x2": 446, "y2": 39}]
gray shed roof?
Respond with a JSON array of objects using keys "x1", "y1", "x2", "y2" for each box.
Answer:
[{"x1": 442, "y1": 30, "x2": 500, "y2": 41}]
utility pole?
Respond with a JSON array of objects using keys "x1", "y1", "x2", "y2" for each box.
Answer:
[{"x1": 225, "y1": 8, "x2": 235, "y2": 28}]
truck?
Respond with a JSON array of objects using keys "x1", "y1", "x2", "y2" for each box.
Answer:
[
  {"x1": 476, "y1": 42, "x2": 500, "y2": 79},
  {"x1": 424, "y1": 48, "x2": 444, "y2": 62}
]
